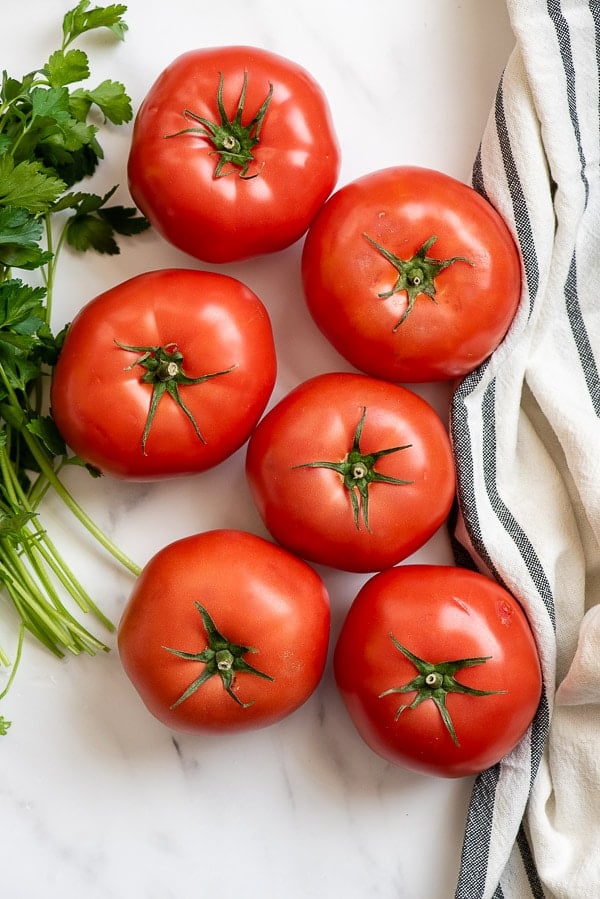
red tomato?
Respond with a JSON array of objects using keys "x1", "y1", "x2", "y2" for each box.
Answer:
[
  {"x1": 245, "y1": 372, "x2": 455, "y2": 573},
  {"x1": 334, "y1": 565, "x2": 542, "y2": 778},
  {"x1": 50, "y1": 268, "x2": 276, "y2": 480},
  {"x1": 118, "y1": 529, "x2": 330, "y2": 733},
  {"x1": 301, "y1": 166, "x2": 521, "y2": 382},
  {"x1": 127, "y1": 45, "x2": 340, "y2": 263}
]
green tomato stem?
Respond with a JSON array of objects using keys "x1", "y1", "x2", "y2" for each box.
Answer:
[
  {"x1": 163, "y1": 601, "x2": 274, "y2": 710},
  {"x1": 115, "y1": 340, "x2": 235, "y2": 455},
  {"x1": 362, "y1": 233, "x2": 474, "y2": 330},
  {"x1": 379, "y1": 634, "x2": 507, "y2": 747},
  {"x1": 164, "y1": 70, "x2": 273, "y2": 179},
  {"x1": 292, "y1": 406, "x2": 413, "y2": 532}
]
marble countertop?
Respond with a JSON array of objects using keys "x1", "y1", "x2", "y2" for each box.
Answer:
[{"x1": 0, "y1": 2, "x2": 515, "y2": 897}]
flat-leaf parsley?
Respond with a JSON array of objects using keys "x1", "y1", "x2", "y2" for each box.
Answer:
[{"x1": 0, "y1": 1, "x2": 148, "y2": 731}]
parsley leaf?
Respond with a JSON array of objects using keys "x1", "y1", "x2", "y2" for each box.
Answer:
[
  {"x1": 0, "y1": 279, "x2": 48, "y2": 383},
  {"x1": 62, "y1": 2, "x2": 129, "y2": 48},
  {"x1": 0, "y1": 279, "x2": 47, "y2": 339},
  {"x1": 0, "y1": 207, "x2": 54, "y2": 269},
  {"x1": 99, "y1": 203, "x2": 151, "y2": 237},
  {"x1": 27, "y1": 414, "x2": 68, "y2": 458},
  {"x1": 31, "y1": 85, "x2": 72, "y2": 124},
  {"x1": 63, "y1": 187, "x2": 150, "y2": 253},
  {"x1": 66, "y1": 212, "x2": 119, "y2": 253},
  {"x1": 0, "y1": 207, "x2": 44, "y2": 248},
  {"x1": 71, "y1": 80, "x2": 132, "y2": 125},
  {"x1": 45, "y1": 48, "x2": 90, "y2": 88},
  {"x1": 0, "y1": 507, "x2": 36, "y2": 538},
  {"x1": 0, "y1": 156, "x2": 66, "y2": 213}
]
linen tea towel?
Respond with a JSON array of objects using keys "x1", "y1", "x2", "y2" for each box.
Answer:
[{"x1": 451, "y1": 1, "x2": 600, "y2": 897}]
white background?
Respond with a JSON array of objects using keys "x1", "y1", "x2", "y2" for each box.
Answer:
[{"x1": 0, "y1": 3, "x2": 515, "y2": 897}]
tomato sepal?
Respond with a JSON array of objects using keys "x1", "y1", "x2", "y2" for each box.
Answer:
[
  {"x1": 115, "y1": 339, "x2": 236, "y2": 453},
  {"x1": 163, "y1": 601, "x2": 274, "y2": 710},
  {"x1": 362, "y1": 233, "x2": 474, "y2": 330},
  {"x1": 292, "y1": 406, "x2": 413, "y2": 532},
  {"x1": 379, "y1": 633, "x2": 507, "y2": 746},
  {"x1": 164, "y1": 70, "x2": 273, "y2": 179}
]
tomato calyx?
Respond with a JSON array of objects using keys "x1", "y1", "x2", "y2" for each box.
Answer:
[
  {"x1": 115, "y1": 340, "x2": 236, "y2": 454},
  {"x1": 362, "y1": 233, "x2": 473, "y2": 331},
  {"x1": 162, "y1": 601, "x2": 274, "y2": 709},
  {"x1": 292, "y1": 406, "x2": 413, "y2": 531},
  {"x1": 164, "y1": 70, "x2": 274, "y2": 179},
  {"x1": 378, "y1": 634, "x2": 506, "y2": 746}
]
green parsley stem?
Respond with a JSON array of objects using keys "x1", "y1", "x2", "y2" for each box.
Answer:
[
  {"x1": 0, "y1": 363, "x2": 141, "y2": 578},
  {"x1": 0, "y1": 541, "x2": 108, "y2": 656},
  {"x1": 43, "y1": 211, "x2": 66, "y2": 328},
  {"x1": 43, "y1": 213, "x2": 55, "y2": 324},
  {"x1": 24, "y1": 431, "x2": 142, "y2": 577},
  {"x1": 0, "y1": 543, "x2": 74, "y2": 650},
  {"x1": 0, "y1": 442, "x2": 112, "y2": 651},
  {"x1": 0, "y1": 624, "x2": 24, "y2": 699}
]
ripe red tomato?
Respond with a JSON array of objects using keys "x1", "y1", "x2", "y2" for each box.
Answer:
[
  {"x1": 301, "y1": 166, "x2": 521, "y2": 382},
  {"x1": 51, "y1": 268, "x2": 276, "y2": 480},
  {"x1": 118, "y1": 529, "x2": 331, "y2": 733},
  {"x1": 245, "y1": 372, "x2": 455, "y2": 573},
  {"x1": 127, "y1": 45, "x2": 340, "y2": 263},
  {"x1": 334, "y1": 565, "x2": 542, "y2": 778}
]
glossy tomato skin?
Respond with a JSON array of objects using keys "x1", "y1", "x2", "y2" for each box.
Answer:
[
  {"x1": 127, "y1": 46, "x2": 340, "y2": 263},
  {"x1": 118, "y1": 529, "x2": 330, "y2": 734},
  {"x1": 334, "y1": 565, "x2": 542, "y2": 778},
  {"x1": 302, "y1": 166, "x2": 521, "y2": 382},
  {"x1": 50, "y1": 268, "x2": 276, "y2": 480},
  {"x1": 245, "y1": 372, "x2": 456, "y2": 573}
]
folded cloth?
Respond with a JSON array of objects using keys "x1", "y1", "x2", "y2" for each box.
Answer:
[{"x1": 451, "y1": 1, "x2": 600, "y2": 897}]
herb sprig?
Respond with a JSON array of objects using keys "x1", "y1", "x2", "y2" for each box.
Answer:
[{"x1": 0, "y1": 1, "x2": 148, "y2": 733}]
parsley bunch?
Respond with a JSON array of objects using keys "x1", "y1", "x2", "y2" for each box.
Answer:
[{"x1": 0, "y1": 1, "x2": 148, "y2": 734}]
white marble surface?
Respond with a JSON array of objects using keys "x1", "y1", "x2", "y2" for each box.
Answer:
[{"x1": 0, "y1": 3, "x2": 515, "y2": 897}]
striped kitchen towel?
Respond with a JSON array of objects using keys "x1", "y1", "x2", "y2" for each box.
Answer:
[{"x1": 451, "y1": 1, "x2": 600, "y2": 897}]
